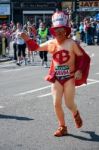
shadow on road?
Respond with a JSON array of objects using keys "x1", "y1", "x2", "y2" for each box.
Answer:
[
  {"x1": 68, "y1": 130, "x2": 99, "y2": 142},
  {"x1": 0, "y1": 114, "x2": 34, "y2": 121}
]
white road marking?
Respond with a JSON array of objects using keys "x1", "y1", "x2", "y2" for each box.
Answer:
[
  {"x1": 87, "y1": 78, "x2": 98, "y2": 82},
  {"x1": 0, "y1": 106, "x2": 4, "y2": 109},
  {"x1": 86, "y1": 52, "x2": 94, "y2": 57},
  {"x1": 1, "y1": 66, "x2": 40, "y2": 73},
  {"x1": 91, "y1": 53, "x2": 95, "y2": 57},
  {"x1": 38, "y1": 93, "x2": 52, "y2": 98},
  {"x1": 2, "y1": 68, "x2": 26, "y2": 72},
  {"x1": 15, "y1": 78, "x2": 99, "y2": 98},
  {"x1": 77, "y1": 80, "x2": 99, "y2": 88},
  {"x1": 15, "y1": 85, "x2": 51, "y2": 96},
  {"x1": 38, "y1": 79, "x2": 99, "y2": 98}
]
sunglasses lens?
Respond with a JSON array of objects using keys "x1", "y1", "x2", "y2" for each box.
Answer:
[{"x1": 54, "y1": 28, "x2": 65, "y2": 32}]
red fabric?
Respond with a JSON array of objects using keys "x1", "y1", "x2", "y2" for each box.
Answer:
[
  {"x1": 26, "y1": 39, "x2": 39, "y2": 51},
  {"x1": 31, "y1": 27, "x2": 37, "y2": 36},
  {"x1": 76, "y1": 55, "x2": 85, "y2": 70},
  {"x1": 75, "y1": 45, "x2": 91, "y2": 86},
  {"x1": 53, "y1": 50, "x2": 70, "y2": 64},
  {"x1": 45, "y1": 45, "x2": 91, "y2": 86}
]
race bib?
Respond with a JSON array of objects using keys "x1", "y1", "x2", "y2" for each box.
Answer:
[{"x1": 55, "y1": 65, "x2": 70, "y2": 80}]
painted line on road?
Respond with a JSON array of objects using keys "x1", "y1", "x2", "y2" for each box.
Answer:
[
  {"x1": 77, "y1": 80, "x2": 99, "y2": 88},
  {"x1": 38, "y1": 79, "x2": 99, "y2": 98},
  {"x1": 1, "y1": 66, "x2": 40, "y2": 73},
  {"x1": 90, "y1": 53, "x2": 95, "y2": 57},
  {"x1": 0, "y1": 106, "x2": 4, "y2": 109},
  {"x1": 87, "y1": 78, "x2": 99, "y2": 82},
  {"x1": 86, "y1": 52, "x2": 94, "y2": 58},
  {"x1": 2, "y1": 68, "x2": 26, "y2": 72},
  {"x1": 15, "y1": 85, "x2": 51, "y2": 96},
  {"x1": 96, "y1": 72, "x2": 99, "y2": 75},
  {"x1": 15, "y1": 78, "x2": 99, "y2": 97},
  {"x1": 38, "y1": 93, "x2": 52, "y2": 98}
]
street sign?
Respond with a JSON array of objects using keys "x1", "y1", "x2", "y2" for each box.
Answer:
[{"x1": 96, "y1": 13, "x2": 99, "y2": 21}]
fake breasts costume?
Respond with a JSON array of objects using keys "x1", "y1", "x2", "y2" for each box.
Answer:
[
  {"x1": 45, "y1": 44, "x2": 75, "y2": 85},
  {"x1": 26, "y1": 39, "x2": 91, "y2": 86}
]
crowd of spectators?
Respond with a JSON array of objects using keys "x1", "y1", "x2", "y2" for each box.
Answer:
[{"x1": 0, "y1": 15, "x2": 99, "y2": 65}]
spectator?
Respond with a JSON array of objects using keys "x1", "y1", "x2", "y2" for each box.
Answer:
[{"x1": 38, "y1": 22, "x2": 49, "y2": 67}]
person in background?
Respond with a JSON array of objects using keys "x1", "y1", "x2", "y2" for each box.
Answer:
[
  {"x1": 27, "y1": 24, "x2": 37, "y2": 63},
  {"x1": 15, "y1": 23, "x2": 26, "y2": 66},
  {"x1": 11, "y1": 23, "x2": 18, "y2": 61},
  {"x1": 38, "y1": 22, "x2": 49, "y2": 67},
  {"x1": 79, "y1": 22, "x2": 85, "y2": 42},
  {"x1": 96, "y1": 20, "x2": 99, "y2": 45}
]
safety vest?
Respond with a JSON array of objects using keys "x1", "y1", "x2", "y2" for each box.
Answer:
[{"x1": 39, "y1": 28, "x2": 48, "y2": 43}]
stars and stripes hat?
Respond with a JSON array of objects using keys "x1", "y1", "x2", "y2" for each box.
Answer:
[{"x1": 50, "y1": 11, "x2": 71, "y2": 37}]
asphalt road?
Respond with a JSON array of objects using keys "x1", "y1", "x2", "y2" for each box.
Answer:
[{"x1": 0, "y1": 44, "x2": 99, "y2": 150}]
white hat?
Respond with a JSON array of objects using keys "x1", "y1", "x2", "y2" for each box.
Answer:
[
  {"x1": 50, "y1": 11, "x2": 71, "y2": 36},
  {"x1": 52, "y1": 11, "x2": 69, "y2": 28}
]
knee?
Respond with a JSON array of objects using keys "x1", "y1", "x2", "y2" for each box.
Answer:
[{"x1": 53, "y1": 99, "x2": 62, "y2": 109}]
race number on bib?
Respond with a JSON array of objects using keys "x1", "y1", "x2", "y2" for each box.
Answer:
[{"x1": 55, "y1": 65, "x2": 70, "y2": 80}]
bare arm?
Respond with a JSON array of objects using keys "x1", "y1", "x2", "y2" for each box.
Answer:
[
  {"x1": 72, "y1": 41, "x2": 83, "y2": 56},
  {"x1": 37, "y1": 42, "x2": 48, "y2": 51}
]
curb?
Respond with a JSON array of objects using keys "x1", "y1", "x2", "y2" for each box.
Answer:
[{"x1": 0, "y1": 57, "x2": 13, "y2": 63}]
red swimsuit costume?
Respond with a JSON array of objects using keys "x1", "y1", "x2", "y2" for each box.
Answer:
[{"x1": 46, "y1": 49, "x2": 74, "y2": 85}]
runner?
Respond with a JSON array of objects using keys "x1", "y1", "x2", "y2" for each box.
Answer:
[{"x1": 21, "y1": 11, "x2": 90, "y2": 137}]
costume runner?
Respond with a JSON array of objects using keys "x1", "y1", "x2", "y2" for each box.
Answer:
[{"x1": 21, "y1": 11, "x2": 90, "y2": 137}]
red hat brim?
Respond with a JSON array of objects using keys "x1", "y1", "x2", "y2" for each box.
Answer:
[{"x1": 50, "y1": 26, "x2": 71, "y2": 37}]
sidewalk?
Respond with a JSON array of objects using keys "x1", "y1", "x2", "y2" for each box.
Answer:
[
  {"x1": 0, "y1": 55, "x2": 13, "y2": 63},
  {"x1": 0, "y1": 41, "x2": 14, "y2": 63}
]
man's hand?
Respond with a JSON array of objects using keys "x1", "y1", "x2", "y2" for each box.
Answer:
[{"x1": 75, "y1": 70, "x2": 82, "y2": 80}]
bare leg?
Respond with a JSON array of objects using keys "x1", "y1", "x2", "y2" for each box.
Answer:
[
  {"x1": 64, "y1": 78, "x2": 83, "y2": 128},
  {"x1": 51, "y1": 81, "x2": 65, "y2": 126},
  {"x1": 63, "y1": 78, "x2": 77, "y2": 114}
]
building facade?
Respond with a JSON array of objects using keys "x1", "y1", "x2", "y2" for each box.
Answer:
[
  {"x1": 0, "y1": 0, "x2": 99, "y2": 25},
  {"x1": 11, "y1": 0, "x2": 62, "y2": 25},
  {"x1": 0, "y1": 0, "x2": 10, "y2": 24}
]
